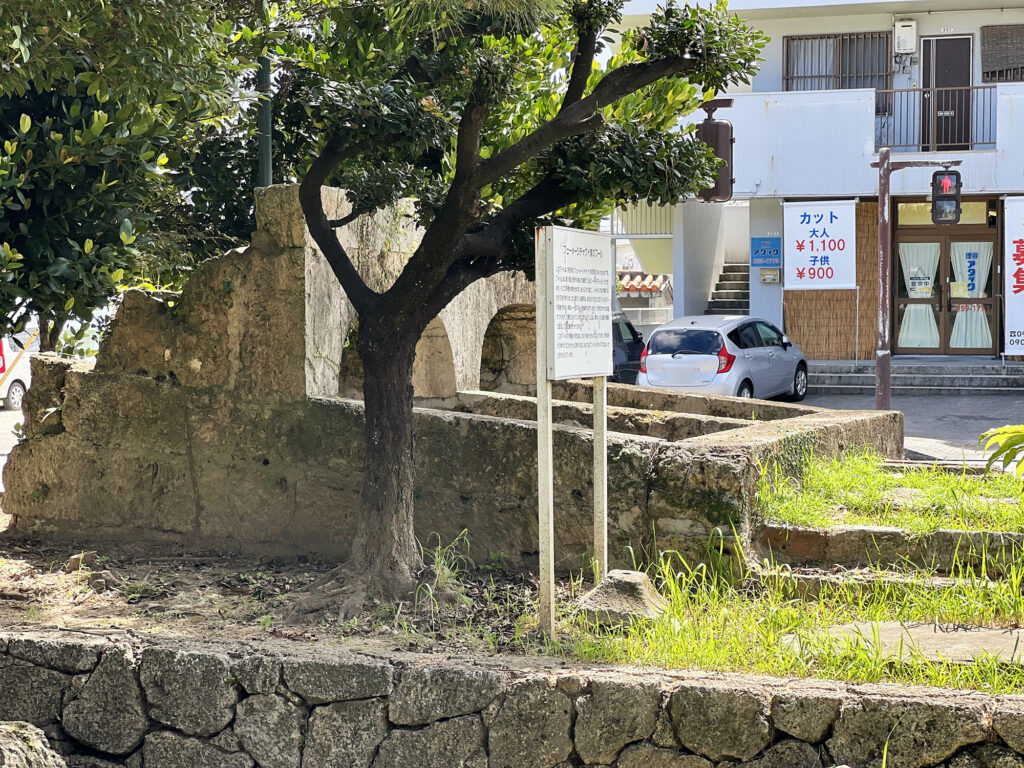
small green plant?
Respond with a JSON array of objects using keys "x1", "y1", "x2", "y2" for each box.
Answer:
[
  {"x1": 983, "y1": 425, "x2": 1024, "y2": 478},
  {"x1": 415, "y1": 530, "x2": 474, "y2": 616}
]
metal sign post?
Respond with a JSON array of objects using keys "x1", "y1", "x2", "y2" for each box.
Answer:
[{"x1": 535, "y1": 226, "x2": 614, "y2": 635}]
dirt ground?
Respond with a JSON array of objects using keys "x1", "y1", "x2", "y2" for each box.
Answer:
[{"x1": 0, "y1": 513, "x2": 560, "y2": 654}]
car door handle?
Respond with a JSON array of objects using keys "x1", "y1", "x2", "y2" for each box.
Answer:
[{"x1": 744, "y1": 353, "x2": 752, "y2": 359}]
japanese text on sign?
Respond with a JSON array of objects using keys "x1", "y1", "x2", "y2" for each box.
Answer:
[
  {"x1": 751, "y1": 237, "x2": 782, "y2": 268},
  {"x1": 783, "y1": 200, "x2": 857, "y2": 290},
  {"x1": 541, "y1": 227, "x2": 614, "y2": 380},
  {"x1": 1005, "y1": 198, "x2": 1024, "y2": 354}
]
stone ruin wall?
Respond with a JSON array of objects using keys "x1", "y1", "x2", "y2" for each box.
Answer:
[
  {"x1": 1, "y1": 183, "x2": 902, "y2": 569},
  {"x1": 1, "y1": 629, "x2": 1023, "y2": 768}
]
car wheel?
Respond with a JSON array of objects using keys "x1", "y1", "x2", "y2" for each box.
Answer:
[
  {"x1": 4, "y1": 380, "x2": 25, "y2": 411},
  {"x1": 791, "y1": 364, "x2": 808, "y2": 402},
  {"x1": 736, "y1": 380, "x2": 754, "y2": 399}
]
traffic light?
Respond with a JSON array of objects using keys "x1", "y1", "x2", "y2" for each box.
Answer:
[
  {"x1": 696, "y1": 99, "x2": 734, "y2": 203},
  {"x1": 931, "y1": 170, "x2": 962, "y2": 224}
]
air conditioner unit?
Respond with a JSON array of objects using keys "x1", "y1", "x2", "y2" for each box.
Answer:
[{"x1": 895, "y1": 20, "x2": 917, "y2": 54}]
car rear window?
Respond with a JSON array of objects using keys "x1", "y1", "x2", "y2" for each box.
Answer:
[{"x1": 647, "y1": 329, "x2": 722, "y2": 355}]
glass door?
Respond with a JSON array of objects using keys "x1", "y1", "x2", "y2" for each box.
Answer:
[
  {"x1": 893, "y1": 235, "x2": 998, "y2": 354},
  {"x1": 895, "y1": 240, "x2": 942, "y2": 352},
  {"x1": 947, "y1": 240, "x2": 995, "y2": 352}
]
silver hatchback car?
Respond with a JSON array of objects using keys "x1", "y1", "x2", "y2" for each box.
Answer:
[{"x1": 635, "y1": 315, "x2": 808, "y2": 400}]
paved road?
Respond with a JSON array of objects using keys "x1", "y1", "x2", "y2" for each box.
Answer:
[{"x1": 803, "y1": 393, "x2": 1024, "y2": 461}]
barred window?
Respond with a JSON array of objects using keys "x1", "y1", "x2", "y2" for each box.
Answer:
[
  {"x1": 784, "y1": 32, "x2": 893, "y2": 92},
  {"x1": 981, "y1": 25, "x2": 1024, "y2": 83}
]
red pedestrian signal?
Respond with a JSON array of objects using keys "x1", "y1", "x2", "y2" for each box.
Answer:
[{"x1": 931, "y1": 170, "x2": 962, "y2": 224}]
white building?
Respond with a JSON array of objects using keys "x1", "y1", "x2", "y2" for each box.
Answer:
[{"x1": 617, "y1": 0, "x2": 1024, "y2": 362}]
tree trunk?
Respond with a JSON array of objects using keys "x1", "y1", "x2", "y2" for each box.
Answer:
[
  {"x1": 37, "y1": 318, "x2": 63, "y2": 353},
  {"x1": 351, "y1": 320, "x2": 423, "y2": 600}
]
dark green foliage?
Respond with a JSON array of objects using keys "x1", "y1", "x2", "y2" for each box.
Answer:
[{"x1": 0, "y1": 0, "x2": 236, "y2": 341}]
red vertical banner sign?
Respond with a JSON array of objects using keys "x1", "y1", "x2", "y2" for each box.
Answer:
[{"x1": 1004, "y1": 197, "x2": 1024, "y2": 355}]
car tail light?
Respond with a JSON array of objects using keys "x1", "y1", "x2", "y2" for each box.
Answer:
[
  {"x1": 717, "y1": 345, "x2": 735, "y2": 374},
  {"x1": 639, "y1": 345, "x2": 648, "y2": 374}
]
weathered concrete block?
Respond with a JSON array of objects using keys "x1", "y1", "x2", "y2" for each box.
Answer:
[
  {"x1": 0, "y1": 722, "x2": 67, "y2": 768},
  {"x1": 281, "y1": 654, "x2": 392, "y2": 705},
  {"x1": 756, "y1": 524, "x2": 828, "y2": 564},
  {"x1": 994, "y1": 698, "x2": 1024, "y2": 754},
  {"x1": 20, "y1": 354, "x2": 75, "y2": 439},
  {"x1": 142, "y1": 732, "x2": 253, "y2": 768},
  {"x1": 388, "y1": 665, "x2": 505, "y2": 725},
  {"x1": 233, "y1": 694, "x2": 304, "y2": 768},
  {"x1": 669, "y1": 681, "x2": 773, "y2": 762},
  {"x1": 573, "y1": 677, "x2": 660, "y2": 764},
  {"x1": 949, "y1": 743, "x2": 1024, "y2": 768},
  {"x1": 616, "y1": 743, "x2": 712, "y2": 768},
  {"x1": 577, "y1": 570, "x2": 667, "y2": 626},
  {"x1": 770, "y1": 684, "x2": 844, "y2": 743},
  {"x1": 231, "y1": 655, "x2": 281, "y2": 695},
  {"x1": 374, "y1": 715, "x2": 487, "y2": 768},
  {"x1": 62, "y1": 648, "x2": 147, "y2": 755},
  {"x1": 736, "y1": 739, "x2": 822, "y2": 768},
  {"x1": 0, "y1": 665, "x2": 69, "y2": 726},
  {"x1": 827, "y1": 690, "x2": 990, "y2": 768},
  {"x1": 3, "y1": 634, "x2": 103, "y2": 675},
  {"x1": 140, "y1": 648, "x2": 238, "y2": 737},
  {"x1": 823, "y1": 525, "x2": 914, "y2": 568},
  {"x1": 301, "y1": 699, "x2": 388, "y2": 768},
  {"x1": 488, "y1": 677, "x2": 572, "y2": 768}
]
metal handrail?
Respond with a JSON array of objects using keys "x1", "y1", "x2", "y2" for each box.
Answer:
[{"x1": 875, "y1": 85, "x2": 997, "y2": 152}]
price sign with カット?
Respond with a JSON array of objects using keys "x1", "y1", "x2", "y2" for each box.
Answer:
[{"x1": 783, "y1": 200, "x2": 857, "y2": 290}]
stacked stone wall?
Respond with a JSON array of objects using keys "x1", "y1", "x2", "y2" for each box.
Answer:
[{"x1": 1, "y1": 631, "x2": 1023, "y2": 768}]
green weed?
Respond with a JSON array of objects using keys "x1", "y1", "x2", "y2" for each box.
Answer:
[{"x1": 759, "y1": 450, "x2": 1024, "y2": 533}]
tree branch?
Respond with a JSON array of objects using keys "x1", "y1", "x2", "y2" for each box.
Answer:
[
  {"x1": 326, "y1": 209, "x2": 363, "y2": 229},
  {"x1": 479, "y1": 56, "x2": 694, "y2": 188},
  {"x1": 560, "y1": 28, "x2": 599, "y2": 114},
  {"x1": 382, "y1": 99, "x2": 489, "y2": 314},
  {"x1": 298, "y1": 130, "x2": 378, "y2": 314}
]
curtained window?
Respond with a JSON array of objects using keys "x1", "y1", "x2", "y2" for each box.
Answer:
[
  {"x1": 897, "y1": 242, "x2": 941, "y2": 349},
  {"x1": 948, "y1": 241, "x2": 993, "y2": 349}
]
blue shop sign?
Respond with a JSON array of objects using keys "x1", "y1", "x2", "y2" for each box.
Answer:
[{"x1": 751, "y1": 237, "x2": 782, "y2": 268}]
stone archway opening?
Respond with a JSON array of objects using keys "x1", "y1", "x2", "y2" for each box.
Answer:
[
  {"x1": 412, "y1": 317, "x2": 457, "y2": 399},
  {"x1": 336, "y1": 317, "x2": 457, "y2": 400},
  {"x1": 478, "y1": 304, "x2": 536, "y2": 395}
]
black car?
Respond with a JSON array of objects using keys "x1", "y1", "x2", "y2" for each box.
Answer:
[{"x1": 612, "y1": 313, "x2": 645, "y2": 384}]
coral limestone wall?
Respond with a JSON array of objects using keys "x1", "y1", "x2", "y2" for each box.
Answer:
[{"x1": 0, "y1": 630, "x2": 1022, "y2": 768}]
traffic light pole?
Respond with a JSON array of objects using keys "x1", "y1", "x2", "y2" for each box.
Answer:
[{"x1": 870, "y1": 148, "x2": 961, "y2": 410}]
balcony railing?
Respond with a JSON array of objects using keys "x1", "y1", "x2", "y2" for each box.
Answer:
[{"x1": 876, "y1": 85, "x2": 997, "y2": 152}]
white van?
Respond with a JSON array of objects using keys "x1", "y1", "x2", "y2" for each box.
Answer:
[{"x1": 1, "y1": 328, "x2": 39, "y2": 410}]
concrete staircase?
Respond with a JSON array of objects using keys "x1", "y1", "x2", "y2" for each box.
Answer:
[
  {"x1": 705, "y1": 263, "x2": 749, "y2": 315},
  {"x1": 807, "y1": 358, "x2": 1024, "y2": 396}
]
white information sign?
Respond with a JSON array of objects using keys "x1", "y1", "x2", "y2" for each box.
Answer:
[
  {"x1": 783, "y1": 200, "x2": 857, "y2": 290},
  {"x1": 541, "y1": 226, "x2": 614, "y2": 380},
  {"x1": 534, "y1": 225, "x2": 613, "y2": 635},
  {"x1": 1004, "y1": 197, "x2": 1024, "y2": 355}
]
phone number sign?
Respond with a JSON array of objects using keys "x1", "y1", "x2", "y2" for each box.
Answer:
[{"x1": 783, "y1": 200, "x2": 857, "y2": 290}]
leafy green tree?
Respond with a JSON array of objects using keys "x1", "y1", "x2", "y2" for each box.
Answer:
[
  {"x1": 0, "y1": 0, "x2": 236, "y2": 348},
  {"x1": 282, "y1": 0, "x2": 765, "y2": 602}
]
